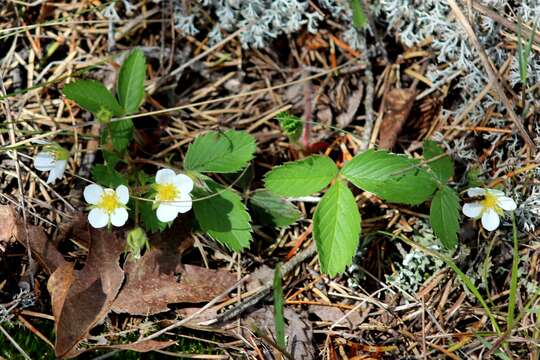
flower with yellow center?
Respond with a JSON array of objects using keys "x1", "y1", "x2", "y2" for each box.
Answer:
[
  {"x1": 462, "y1": 187, "x2": 517, "y2": 231},
  {"x1": 33, "y1": 143, "x2": 69, "y2": 184},
  {"x1": 84, "y1": 184, "x2": 130, "y2": 228},
  {"x1": 153, "y1": 168, "x2": 193, "y2": 223}
]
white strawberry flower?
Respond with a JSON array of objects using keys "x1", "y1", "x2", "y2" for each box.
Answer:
[
  {"x1": 153, "y1": 168, "x2": 193, "y2": 223},
  {"x1": 462, "y1": 187, "x2": 517, "y2": 231},
  {"x1": 33, "y1": 143, "x2": 69, "y2": 184},
  {"x1": 84, "y1": 184, "x2": 130, "y2": 228}
]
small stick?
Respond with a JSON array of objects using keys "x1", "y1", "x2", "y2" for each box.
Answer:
[{"x1": 447, "y1": 0, "x2": 535, "y2": 153}]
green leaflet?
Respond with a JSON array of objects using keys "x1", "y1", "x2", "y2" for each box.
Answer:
[
  {"x1": 341, "y1": 149, "x2": 437, "y2": 205},
  {"x1": 429, "y1": 186, "x2": 460, "y2": 249},
  {"x1": 264, "y1": 155, "x2": 338, "y2": 197},
  {"x1": 117, "y1": 48, "x2": 146, "y2": 114},
  {"x1": 63, "y1": 80, "x2": 124, "y2": 116},
  {"x1": 184, "y1": 130, "x2": 256, "y2": 173},
  {"x1": 193, "y1": 180, "x2": 252, "y2": 251},
  {"x1": 313, "y1": 180, "x2": 361, "y2": 276},
  {"x1": 249, "y1": 190, "x2": 302, "y2": 228},
  {"x1": 423, "y1": 140, "x2": 454, "y2": 182}
]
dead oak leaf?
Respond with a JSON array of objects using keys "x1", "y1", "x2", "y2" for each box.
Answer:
[
  {"x1": 48, "y1": 228, "x2": 125, "y2": 358},
  {"x1": 111, "y1": 228, "x2": 235, "y2": 316},
  {"x1": 0, "y1": 205, "x2": 66, "y2": 274}
]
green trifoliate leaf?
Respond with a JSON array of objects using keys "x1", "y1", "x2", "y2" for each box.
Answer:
[
  {"x1": 193, "y1": 180, "x2": 252, "y2": 251},
  {"x1": 276, "y1": 112, "x2": 303, "y2": 142},
  {"x1": 313, "y1": 180, "x2": 361, "y2": 276},
  {"x1": 117, "y1": 48, "x2": 146, "y2": 114},
  {"x1": 430, "y1": 186, "x2": 460, "y2": 249},
  {"x1": 184, "y1": 130, "x2": 256, "y2": 173},
  {"x1": 249, "y1": 190, "x2": 302, "y2": 228},
  {"x1": 423, "y1": 140, "x2": 454, "y2": 182},
  {"x1": 63, "y1": 80, "x2": 124, "y2": 116},
  {"x1": 340, "y1": 149, "x2": 437, "y2": 205},
  {"x1": 109, "y1": 119, "x2": 134, "y2": 152},
  {"x1": 264, "y1": 155, "x2": 338, "y2": 197}
]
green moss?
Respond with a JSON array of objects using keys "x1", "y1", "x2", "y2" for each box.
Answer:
[{"x1": 0, "y1": 320, "x2": 55, "y2": 360}]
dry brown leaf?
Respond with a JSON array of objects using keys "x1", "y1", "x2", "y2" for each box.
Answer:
[
  {"x1": 336, "y1": 84, "x2": 363, "y2": 128},
  {"x1": 0, "y1": 205, "x2": 66, "y2": 274},
  {"x1": 378, "y1": 88, "x2": 416, "y2": 149},
  {"x1": 309, "y1": 305, "x2": 363, "y2": 329},
  {"x1": 241, "y1": 306, "x2": 315, "y2": 360},
  {"x1": 284, "y1": 308, "x2": 315, "y2": 360},
  {"x1": 98, "y1": 339, "x2": 176, "y2": 352},
  {"x1": 111, "y1": 229, "x2": 235, "y2": 316},
  {"x1": 50, "y1": 228, "x2": 125, "y2": 358}
]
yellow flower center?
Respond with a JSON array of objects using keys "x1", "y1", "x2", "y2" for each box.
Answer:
[
  {"x1": 156, "y1": 183, "x2": 179, "y2": 202},
  {"x1": 481, "y1": 193, "x2": 503, "y2": 215},
  {"x1": 98, "y1": 192, "x2": 121, "y2": 214}
]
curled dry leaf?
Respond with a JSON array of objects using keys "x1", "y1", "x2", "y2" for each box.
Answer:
[
  {"x1": 48, "y1": 228, "x2": 125, "y2": 358},
  {"x1": 111, "y1": 226, "x2": 235, "y2": 316},
  {"x1": 0, "y1": 205, "x2": 66, "y2": 274},
  {"x1": 378, "y1": 88, "x2": 417, "y2": 149}
]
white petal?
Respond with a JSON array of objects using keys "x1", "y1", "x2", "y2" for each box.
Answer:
[
  {"x1": 173, "y1": 174, "x2": 194, "y2": 194},
  {"x1": 156, "y1": 203, "x2": 179, "y2": 222},
  {"x1": 481, "y1": 209, "x2": 500, "y2": 231},
  {"x1": 463, "y1": 202, "x2": 482, "y2": 218},
  {"x1": 110, "y1": 207, "x2": 128, "y2": 227},
  {"x1": 115, "y1": 185, "x2": 130, "y2": 204},
  {"x1": 34, "y1": 152, "x2": 55, "y2": 171},
  {"x1": 84, "y1": 184, "x2": 104, "y2": 205},
  {"x1": 497, "y1": 196, "x2": 517, "y2": 211},
  {"x1": 88, "y1": 208, "x2": 109, "y2": 228},
  {"x1": 156, "y1": 169, "x2": 176, "y2": 184},
  {"x1": 486, "y1": 189, "x2": 505, "y2": 196},
  {"x1": 46, "y1": 160, "x2": 67, "y2": 184},
  {"x1": 175, "y1": 193, "x2": 192, "y2": 213},
  {"x1": 467, "y1": 187, "x2": 485, "y2": 197}
]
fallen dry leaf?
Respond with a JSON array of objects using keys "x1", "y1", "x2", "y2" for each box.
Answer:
[
  {"x1": 240, "y1": 306, "x2": 315, "y2": 360},
  {"x1": 98, "y1": 339, "x2": 176, "y2": 352},
  {"x1": 0, "y1": 205, "x2": 66, "y2": 274},
  {"x1": 378, "y1": 88, "x2": 417, "y2": 149},
  {"x1": 49, "y1": 228, "x2": 125, "y2": 358},
  {"x1": 309, "y1": 304, "x2": 363, "y2": 329},
  {"x1": 336, "y1": 84, "x2": 363, "y2": 128},
  {"x1": 111, "y1": 227, "x2": 235, "y2": 316}
]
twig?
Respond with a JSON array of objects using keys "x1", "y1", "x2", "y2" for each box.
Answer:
[
  {"x1": 214, "y1": 243, "x2": 317, "y2": 323},
  {"x1": 447, "y1": 0, "x2": 536, "y2": 153}
]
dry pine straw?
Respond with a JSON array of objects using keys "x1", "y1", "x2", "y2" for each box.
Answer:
[{"x1": 0, "y1": 1, "x2": 539, "y2": 358}]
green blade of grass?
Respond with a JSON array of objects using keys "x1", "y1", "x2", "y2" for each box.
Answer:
[
  {"x1": 507, "y1": 214, "x2": 519, "y2": 330},
  {"x1": 387, "y1": 231, "x2": 501, "y2": 334},
  {"x1": 273, "y1": 263, "x2": 286, "y2": 350}
]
